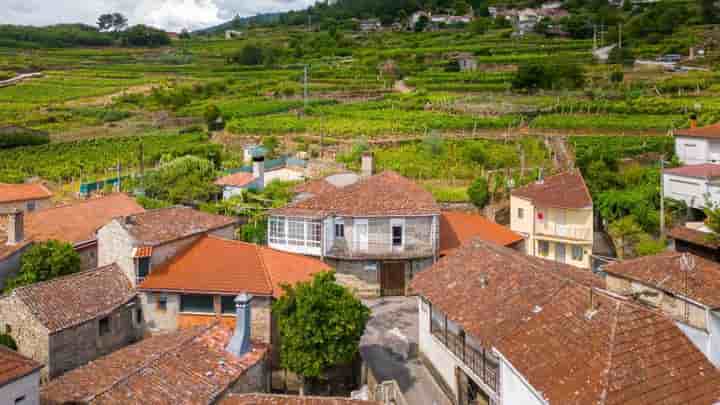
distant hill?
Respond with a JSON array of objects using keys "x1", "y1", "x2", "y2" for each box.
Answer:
[{"x1": 193, "y1": 13, "x2": 284, "y2": 35}]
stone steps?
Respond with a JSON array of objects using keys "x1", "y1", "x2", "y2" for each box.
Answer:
[{"x1": 335, "y1": 273, "x2": 381, "y2": 299}]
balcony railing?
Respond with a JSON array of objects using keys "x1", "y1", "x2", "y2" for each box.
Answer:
[
  {"x1": 326, "y1": 239, "x2": 434, "y2": 259},
  {"x1": 536, "y1": 223, "x2": 592, "y2": 241}
]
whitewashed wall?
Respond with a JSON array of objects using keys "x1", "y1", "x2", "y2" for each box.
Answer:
[{"x1": 0, "y1": 370, "x2": 40, "y2": 405}]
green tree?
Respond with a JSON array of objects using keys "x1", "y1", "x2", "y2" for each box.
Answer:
[
  {"x1": 635, "y1": 234, "x2": 666, "y2": 256},
  {"x1": 468, "y1": 177, "x2": 490, "y2": 208},
  {"x1": 97, "y1": 14, "x2": 115, "y2": 32},
  {"x1": 273, "y1": 272, "x2": 370, "y2": 395},
  {"x1": 608, "y1": 215, "x2": 643, "y2": 259},
  {"x1": 143, "y1": 156, "x2": 218, "y2": 204},
  {"x1": 0, "y1": 333, "x2": 17, "y2": 350},
  {"x1": 703, "y1": 204, "x2": 720, "y2": 243},
  {"x1": 230, "y1": 44, "x2": 264, "y2": 65},
  {"x1": 4, "y1": 241, "x2": 81, "y2": 293},
  {"x1": 469, "y1": 17, "x2": 490, "y2": 34},
  {"x1": 608, "y1": 47, "x2": 635, "y2": 67},
  {"x1": 415, "y1": 15, "x2": 430, "y2": 32},
  {"x1": 111, "y1": 13, "x2": 128, "y2": 32},
  {"x1": 262, "y1": 135, "x2": 280, "y2": 158},
  {"x1": 123, "y1": 25, "x2": 171, "y2": 46},
  {"x1": 204, "y1": 104, "x2": 224, "y2": 131}
]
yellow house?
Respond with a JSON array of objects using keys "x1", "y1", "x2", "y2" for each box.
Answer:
[{"x1": 510, "y1": 170, "x2": 594, "y2": 269}]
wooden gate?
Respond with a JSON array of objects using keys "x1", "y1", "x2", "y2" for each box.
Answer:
[{"x1": 380, "y1": 262, "x2": 406, "y2": 296}]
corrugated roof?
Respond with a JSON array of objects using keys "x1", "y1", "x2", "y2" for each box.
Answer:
[
  {"x1": 118, "y1": 207, "x2": 238, "y2": 246},
  {"x1": 139, "y1": 235, "x2": 330, "y2": 298},
  {"x1": 411, "y1": 239, "x2": 720, "y2": 404},
  {"x1": 11, "y1": 264, "x2": 135, "y2": 333},
  {"x1": 511, "y1": 170, "x2": 592, "y2": 209},
  {"x1": 439, "y1": 211, "x2": 523, "y2": 255},
  {"x1": 604, "y1": 252, "x2": 720, "y2": 308},
  {"x1": 40, "y1": 324, "x2": 268, "y2": 405},
  {"x1": 0, "y1": 182, "x2": 52, "y2": 204},
  {"x1": 0, "y1": 346, "x2": 42, "y2": 387}
]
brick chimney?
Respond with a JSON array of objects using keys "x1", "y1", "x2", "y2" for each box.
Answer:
[
  {"x1": 690, "y1": 113, "x2": 698, "y2": 129},
  {"x1": 252, "y1": 155, "x2": 265, "y2": 192},
  {"x1": 361, "y1": 151, "x2": 374, "y2": 178},
  {"x1": 6, "y1": 209, "x2": 24, "y2": 245},
  {"x1": 226, "y1": 292, "x2": 253, "y2": 357}
]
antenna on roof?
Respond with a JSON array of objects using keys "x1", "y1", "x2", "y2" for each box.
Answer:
[{"x1": 680, "y1": 253, "x2": 696, "y2": 323}]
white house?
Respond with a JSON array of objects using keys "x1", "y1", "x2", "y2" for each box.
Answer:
[
  {"x1": 663, "y1": 164, "x2": 720, "y2": 209},
  {"x1": 411, "y1": 239, "x2": 720, "y2": 405},
  {"x1": 0, "y1": 347, "x2": 42, "y2": 405},
  {"x1": 215, "y1": 155, "x2": 306, "y2": 199},
  {"x1": 675, "y1": 123, "x2": 720, "y2": 165}
]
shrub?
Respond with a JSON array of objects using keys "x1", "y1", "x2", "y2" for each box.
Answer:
[
  {"x1": 468, "y1": 177, "x2": 490, "y2": 208},
  {"x1": 204, "y1": 104, "x2": 224, "y2": 131},
  {"x1": 0, "y1": 126, "x2": 50, "y2": 149},
  {"x1": 0, "y1": 334, "x2": 17, "y2": 350}
]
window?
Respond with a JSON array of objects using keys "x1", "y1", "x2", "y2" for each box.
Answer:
[
  {"x1": 538, "y1": 240, "x2": 549, "y2": 257},
  {"x1": 26, "y1": 201, "x2": 36, "y2": 212},
  {"x1": 137, "y1": 257, "x2": 151, "y2": 283},
  {"x1": 308, "y1": 221, "x2": 322, "y2": 248},
  {"x1": 221, "y1": 296, "x2": 237, "y2": 314},
  {"x1": 517, "y1": 208, "x2": 524, "y2": 219},
  {"x1": 392, "y1": 226, "x2": 403, "y2": 247},
  {"x1": 572, "y1": 245, "x2": 584, "y2": 261},
  {"x1": 334, "y1": 220, "x2": 345, "y2": 239},
  {"x1": 287, "y1": 218, "x2": 306, "y2": 246},
  {"x1": 269, "y1": 217, "x2": 285, "y2": 244},
  {"x1": 135, "y1": 307, "x2": 143, "y2": 326},
  {"x1": 430, "y1": 304, "x2": 446, "y2": 344},
  {"x1": 15, "y1": 396, "x2": 26, "y2": 404},
  {"x1": 156, "y1": 295, "x2": 168, "y2": 311},
  {"x1": 99, "y1": 317, "x2": 110, "y2": 336},
  {"x1": 180, "y1": 295, "x2": 214, "y2": 314}
]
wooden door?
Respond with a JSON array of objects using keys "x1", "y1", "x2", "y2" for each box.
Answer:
[{"x1": 381, "y1": 262, "x2": 406, "y2": 296}]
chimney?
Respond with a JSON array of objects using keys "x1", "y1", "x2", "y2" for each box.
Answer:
[
  {"x1": 226, "y1": 292, "x2": 253, "y2": 357},
  {"x1": 361, "y1": 151, "x2": 374, "y2": 178},
  {"x1": 690, "y1": 113, "x2": 698, "y2": 129},
  {"x1": 6, "y1": 209, "x2": 24, "y2": 245},
  {"x1": 252, "y1": 154, "x2": 265, "y2": 192}
]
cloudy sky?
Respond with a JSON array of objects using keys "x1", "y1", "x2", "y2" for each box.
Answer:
[{"x1": 2, "y1": 0, "x2": 313, "y2": 32}]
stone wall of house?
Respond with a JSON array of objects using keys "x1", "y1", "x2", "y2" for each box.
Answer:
[
  {"x1": 0, "y1": 245, "x2": 30, "y2": 291},
  {"x1": 0, "y1": 198, "x2": 53, "y2": 216},
  {"x1": 140, "y1": 291, "x2": 181, "y2": 331},
  {"x1": 47, "y1": 302, "x2": 139, "y2": 379},
  {"x1": 97, "y1": 220, "x2": 137, "y2": 285},
  {"x1": 76, "y1": 244, "x2": 98, "y2": 270},
  {"x1": 229, "y1": 354, "x2": 270, "y2": 394},
  {"x1": 0, "y1": 295, "x2": 50, "y2": 380},
  {"x1": 328, "y1": 259, "x2": 380, "y2": 285},
  {"x1": 334, "y1": 216, "x2": 436, "y2": 258}
]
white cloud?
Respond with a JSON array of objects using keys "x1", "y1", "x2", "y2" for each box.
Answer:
[{"x1": 1, "y1": 0, "x2": 312, "y2": 32}]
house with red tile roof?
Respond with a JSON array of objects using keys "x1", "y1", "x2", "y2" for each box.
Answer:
[
  {"x1": 220, "y1": 394, "x2": 378, "y2": 405},
  {"x1": 137, "y1": 235, "x2": 329, "y2": 362},
  {"x1": 668, "y1": 221, "x2": 720, "y2": 262},
  {"x1": 439, "y1": 211, "x2": 523, "y2": 257},
  {"x1": 412, "y1": 238, "x2": 720, "y2": 405},
  {"x1": 0, "y1": 264, "x2": 140, "y2": 380},
  {"x1": 0, "y1": 182, "x2": 53, "y2": 213},
  {"x1": 674, "y1": 121, "x2": 720, "y2": 165},
  {"x1": 604, "y1": 251, "x2": 720, "y2": 367},
  {"x1": 0, "y1": 346, "x2": 42, "y2": 405},
  {"x1": 510, "y1": 170, "x2": 594, "y2": 269},
  {"x1": 96, "y1": 206, "x2": 239, "y2": 287}
]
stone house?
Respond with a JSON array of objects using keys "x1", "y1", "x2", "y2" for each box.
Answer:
[
  {"x1": 412, "y1": 238, "x2": 720, "y2": 405},
  {"x1": 668, "y1": 222, "x2": 720, "y2": 262},
  {"x1": 96, "y1": 206, "x2": 239, "y2": 287},
  {"x1": 0, "y1": 183, "x2": 52, "y2": 214},
  {"x1": 220, "y1": 394, "x2": 378, "y2": 404},
  {"x1": 510, "y1": 170, "x2": 594, "y2": 269},
  {"x1": 0, "y1": 264, "x2": 140, "y2": 380},
  {"x1": 0, "y1": 346, "x2": 42, "y2": 405},
  {"x1": 137, "y1": 235, "x2": 330, "y2": 364},
  {"x1": 40, "y1": 319, "x2": 269, "y2": 405},
  {"x1": 604, "y1": 252, "x2": 720, "y2": 367},
  {"x1": 0, "y1": 193, "x2": 145, "y2": 288},
  {"x1": 269, "y1": 158, "x2": 441, "y2": 297}
]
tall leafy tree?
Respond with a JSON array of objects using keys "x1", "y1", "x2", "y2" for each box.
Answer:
[
  {"x1": 4, "y1": 240, "x2": 81, "y2": 293},
  {"x1": 273, "y1": 272, "x2": 370, "y2": 395},
  {"x1": 97, "y1": 14, "x2": 115, "y2": 32},
  {"x1": 112, "y1": 13, "x2": 128, "y2": 32}
]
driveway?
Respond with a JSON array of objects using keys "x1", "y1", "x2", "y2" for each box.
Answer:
[{"x1": 360, "y1": 297, "x2": 452, "y2": 405}]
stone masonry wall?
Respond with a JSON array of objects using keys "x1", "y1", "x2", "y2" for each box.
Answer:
[
  {"x1": 97, "y1": 220, "x2": 136, "y2": 285},
  {"x1": 0, "y1": 295, "x2": 50, "y2": 380},
  {"x1": 229, "y1": 354, "x2": 269, "y2": 394}
]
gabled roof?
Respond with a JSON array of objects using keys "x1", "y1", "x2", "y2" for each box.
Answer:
[
  {"x1": 292, "y1": 178, "x2": 338, "y2": 196},
  {"x1": 675, "y1": 123, "x2": 720, "y2": 139},
  {"x1": 40, "y1": 324, "x2": 267, "y2": 405},
  {"x1": 511, "y1": 170, "x2": 592, "y2": 209},
  {"x1": 220, "y1": 394, "x2": 378, "y2": 405},
  {"x1": 10, "y1": 264, "x2": 135, "y2": 333},
  {"x1": 215, "y1": 172, "x2": 256, "y2": 188},
  {"x1": 20, "y1": 193, "x2": 144, "y2": 245},
  {"x1": 439, "y1": 211, "x2": 523, "y2": 255},
  {"x1": 411, "y1": 239, "x2": 720, "y2": 404},
  {"x1": 604, "y1": 252, "x2": 720, "y2": 308},
  {"x1": 664, "y1": 163, "x2": 720, "y2": 179},
  {"x1": 272, "y1": 171, "x2": 440, "y2": 218},
  {"x1": 0, "y1": 346, "x2": 42, "y2": 387},
  {"x1": 669, "y1": 225, "x2": 720, "y2": 249},
  {"x1": 117, "y1": 207, "x2": 238, "y2": 246},
  {"x1": 0, "y1": 182, "x2": 52, "y2": 204},
  {"x1": 139, "y1": 235, "x2": 330, "y2": 298}
]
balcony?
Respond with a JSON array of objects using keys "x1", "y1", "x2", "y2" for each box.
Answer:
[
  {"x1": 325, "y1": 239, "x2": 434, "y2": 260},
  {"x1": 536, "y1": 223, "x2": 592, "y2": 241}
]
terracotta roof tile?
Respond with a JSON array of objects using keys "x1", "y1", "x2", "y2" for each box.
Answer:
[
  {"x1": 118, "y1": 207, "x2": 238, "y2": 246},
  {"x1": 40, "y1": 324, "x2": 268, "y2": 405},
  {"x1": 675, "y1": 123, "x2": 720, "y2": 139},
  {"x1": 215, "y1": 172, "x2": 256, "y2": 188},
  {"x1": 439, "y1": 211, "x2": 523, "y2": 255},
  {"x1": 411, "y1": 240, "x2": 720, "y2": 404},
  {"x1": 221, "y1": 394, "x2": 379, "y2": 405},
  {"x1": 0, "y1": 182, "x2": 52, "y2": 204},
  {"x1": 292, "y1": 179, "x2": 338, "y2": 196},
  {"x1": 664, "y1": 163, "x2": 720, "y2": 179},
  {"x1": 668, "y1": 225, "x2": 719, "y2": 249},
  {"x1": 0, "y1": 346, "x2": 42, "y2": 387},
  {"x1": 604, "y1": 252, "x2": 720, "y2": 308},
  {"x1": 139, "y1": 235, "x2": 330, "y2": 298},
  {"x1": 511, "y1": 170, "x2": 592, "y2": 209},
  {"x1": 10, "y1": 264, "x2": 135, "y2": 333},
  {"x1": 19, "y1": 193, "x2": 144, "y2": 245},
  {"x1": 273, "y1": 171, "x2": 440, "y2": 218}
]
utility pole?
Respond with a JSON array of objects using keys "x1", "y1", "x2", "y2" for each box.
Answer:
[
  {"x1": 303, "y1": 65, "x2": 309, "y2": 111},
  {"x1": 593, "y1": 24, "x2": 597, "y2": 51},
  {"x1": 618, "y1": 23, "x2": 622, "y2": 49},
  {"x1": 660, "y1": 156, "x2": 665, "y2": 236}
]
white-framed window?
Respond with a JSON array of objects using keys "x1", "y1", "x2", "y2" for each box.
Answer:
[
  {"x1": 571, "y1": 245, "x2": 584, "y2": 261},
  {"x1": 287, "y1": 218, "x2": 306, "y2": 246},
  {"x1": 391, "y1": 218, "x2": 404, "y2": 249},
  {"x1": 308, "y1": 221, "x2": 322, "y2": 248},
  {"x1": 538, "y1": 240, "x2": 549, "y2": 257},
  {"x1": 26, "y1": 201, "x2": 36, "y2": 212},
  {"x1": 269, "y1": 216, "x2": 286, "y2": 244},
  {"x1": 334, "y1": 219, "x2": 345, "y2": 239},
  {"x1": 354, "y1": 219, "x2": 369, "y2": 251},
  {"x1": 517, "y1": 207, "x2": 524, "y2": 219}
]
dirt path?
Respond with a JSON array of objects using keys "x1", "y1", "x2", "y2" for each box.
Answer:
[
  {"x1": 546, "y1": 136, "x2": 575, "y2": 170},
  {"x1": 393, "y1": 79, "x2": 414, "y2": 94},
  {"x1": 0, "y1": 72, "x2": 43, "y2": 88}
]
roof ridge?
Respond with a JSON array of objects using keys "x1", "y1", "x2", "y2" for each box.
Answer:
[
  {"x1": 82, "y1": 325, "x2": 214, "y2": 402},
  {"x1": 12, "y1": 263, "x2": 121, "y2": 296},
  {"x1": 27, "y1": 193, "x2": 131, "y2": 214},
  {"x1": 137, "y1": 236, "x2": 208, "y2": 288},
  {"x1": 599, "y1": 299, "x2": 621, "y2": 405},
  {"x1": 255, "y1": 244, "x2": 275, "y2": 296}
]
